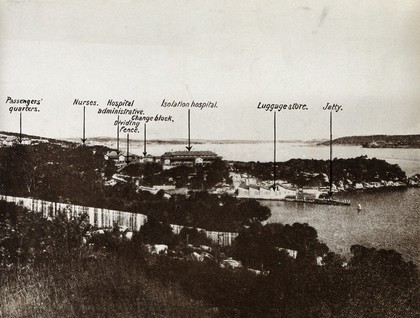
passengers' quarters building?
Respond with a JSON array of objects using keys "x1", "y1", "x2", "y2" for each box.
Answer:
[{"x1": 161, "y1": 151, "x2": 221, "y2": 170}]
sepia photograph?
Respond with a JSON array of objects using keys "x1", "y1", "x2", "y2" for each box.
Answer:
[{"x1": 0, "y1": 0, "x2": 419, "y2": 317}]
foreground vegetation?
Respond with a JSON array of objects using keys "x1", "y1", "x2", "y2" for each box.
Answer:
[
  {"x1": 1, "y1": 201, "x2": 418, "y2": 317},
  {"x1": 0, "y1": 201, "x2": 215, "y2": 317},
  {"x1": 1, "y1": 254, "x2": 213, "y2": 318}
]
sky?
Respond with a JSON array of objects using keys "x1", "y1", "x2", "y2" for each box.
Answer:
[{"x1": 0, "y1": 0, "x2": 419, "y2": 141}]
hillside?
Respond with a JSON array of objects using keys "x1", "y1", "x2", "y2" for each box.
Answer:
[
  {"x1": 1, "y1": 198, "x2": 418, "y2": 317},
  {"x1": 231, "y1": 157, "x2": 407, "y2": 188},
  {"x1": 318, "y1": 134, "x2": 420, "y2": 148}
]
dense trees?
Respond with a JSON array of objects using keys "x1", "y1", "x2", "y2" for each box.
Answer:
[
  {"x1": 0, "y1": 202, "x2": 215, "y2": 318},
  {"x1": 233, "y1": 222, "x2": 329, "y2": 270},
  {"x1": 122, "y1": 159, "x2": 231, "y2": 189},
  {"x1": 151, "y1": 192, "x2": 271, "y2": 232},
  {"x1": 177, "y1": 227, "x2": 213, "y2": 246},
  {"x1": 0, "y1": 144, "x2": 265, "y2": 231},
  {"x1": 1, "y1": 200, "x2": 418, "y2": 317},
  {"x1": 133, "y1": 217, "x2": 175, "y2": 246},
  {"x1": 0, "y1": 201, "x2": 88, "y2": 268},
  {"x1": 0, "y1": 144, "x2": 250, "y2": 231},
  {"x1": 0, "y1": 143, "x2": 115, "y2": 205},
  {"x1": 318, "y1": 134, "x2": 420, "y2": 148},
  {"x1": 99, "y1": 189, "x2": 272, "y2": 232},
  {"x1": 342, "y1": 245, "x2": 419, "y2": 317},
  {"x1": 145, "y1": 242, "x2": 419, "y2": 317},
  {"x1": 232, "y1": 156, "x2": 406, "y2": 187}
]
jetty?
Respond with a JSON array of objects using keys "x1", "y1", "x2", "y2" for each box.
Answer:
[{"x1": 235, "y1": 111, "x2": 351, "y2": 206}]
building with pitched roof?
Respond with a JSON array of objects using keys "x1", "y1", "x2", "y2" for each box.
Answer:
[{"x1": 161, "y1": 150, "x2": 221, "y2": 170}]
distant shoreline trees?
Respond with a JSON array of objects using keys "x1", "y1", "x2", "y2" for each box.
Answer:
[{"x1": 231, "y1": 157, "x2": 407, "y2": 187}]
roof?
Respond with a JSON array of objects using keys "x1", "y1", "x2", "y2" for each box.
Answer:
[
  {"x1": 238, "y1": 182, "x2": 249, "y2": 189},
  {"x1": 106, "y1": 150, "x2": 118, "y2": 156},
  {"x1": 142, "y1": 154, "x2": 161, "y2": 159},
  {"x1": 118, "y1": 152, "x2": 140, "y2": 158},
  {"x1": 161, "y1": 150, "x2": 220, "y2": 159}
]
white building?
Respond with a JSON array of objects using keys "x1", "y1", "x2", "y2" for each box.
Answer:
[
  {"x1": 237, "y1": 183, "x2": 296, "y2": 200},
  {"x1": 161, "y1": 151, "x2": 221, "y2": 170}
]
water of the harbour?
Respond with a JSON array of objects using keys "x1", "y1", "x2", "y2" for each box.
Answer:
[
  {"x1": 263, "y1": 188, "x2": 420, "y2": 265},
  {"x1": 101, "y1": 141, "x2": 420, "y2": 265}
]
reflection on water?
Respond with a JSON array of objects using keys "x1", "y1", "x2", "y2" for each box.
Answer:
[{"x1": 263, "y1": 188, "x2": 420, "y2": 265}]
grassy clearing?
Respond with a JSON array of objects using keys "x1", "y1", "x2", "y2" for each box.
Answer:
[{"x1": 0, "y1": 252, "x2": 216, "y2": 318}]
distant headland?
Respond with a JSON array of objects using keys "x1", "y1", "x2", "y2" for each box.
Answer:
[
  {"x1": 318, "y1": 134, "x2": 420, "y2": 148},
  {"x1": 2, "y1": 131, "x2": 420, "y2": 148}
]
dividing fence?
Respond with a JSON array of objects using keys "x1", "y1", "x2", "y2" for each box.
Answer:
[{"x1": 0, "y1": 194, "x2": 238, "y2": 246}]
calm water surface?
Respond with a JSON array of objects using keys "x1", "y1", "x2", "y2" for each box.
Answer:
[
  {"x1": 101, "y1": 141, "x2": 420, "y2": 264},
  {"x1": 263, "y1": 188, "x2": 420, "y2": 265}
]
